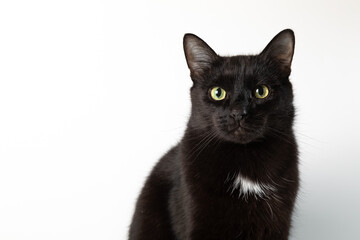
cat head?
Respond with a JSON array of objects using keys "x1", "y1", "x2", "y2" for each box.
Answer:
[{"x1": 183, "y1": 29, "x2": 295, "y2": 144}]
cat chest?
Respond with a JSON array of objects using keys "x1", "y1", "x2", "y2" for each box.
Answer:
[{"x1": 230, "y1": 173, "x2": 276, "y2": 199}]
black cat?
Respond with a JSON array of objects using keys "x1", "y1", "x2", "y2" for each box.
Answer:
[{"x1": 129, "y1": 29, "x2": 299, "y2": 240}]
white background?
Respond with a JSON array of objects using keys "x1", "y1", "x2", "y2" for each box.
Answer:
[{"x1": 1, "y1": 0, "x2": 359, "y2": 239}]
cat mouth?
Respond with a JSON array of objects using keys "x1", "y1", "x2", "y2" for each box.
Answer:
[
  {"x1": 215, "y1": 117, "x2": 266, "y2": 143},
  {"x1": 228, "y1": 120, "x2": 253, "y2": 134},
  {"x1": 225, "y1": 122, "x2": 264, "y2": 143},
  {"x1": 229, "y1": 126, "x2": 246, "y2": 136}
]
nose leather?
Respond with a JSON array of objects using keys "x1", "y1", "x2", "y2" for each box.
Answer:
[{"x1": 230, "y1": 108, "x2": 248, "y2": 122}]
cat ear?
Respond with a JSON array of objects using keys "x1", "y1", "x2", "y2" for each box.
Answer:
[
  {"x1": 183, "y1": 34, "x2": 218, "y2": 79},
  {"x1": 260, "y1": 29, "x2": 295, "y2": 75}
]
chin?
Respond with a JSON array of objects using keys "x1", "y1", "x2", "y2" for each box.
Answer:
[
  {"x1": 220, "y1": 126, "x2": 265, "y2": 144},
  {"x1": 226, "y1": 135, "x2": 258, "y2": 144}
]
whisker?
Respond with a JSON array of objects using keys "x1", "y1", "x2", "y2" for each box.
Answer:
[
  {"x1": 184, "y1": 129, "x2": 218, "y2": 160},
  {"x1": 192, "y1": 131, "x2": 218, "y2": 161}
]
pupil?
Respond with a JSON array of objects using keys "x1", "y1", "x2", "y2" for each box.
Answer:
[
  {"x1": 216, "y1": 88, "x2": 222, "y2": 97},
  {"x1": 257, "y1": 87, "x2": 264, "y2": 95}
]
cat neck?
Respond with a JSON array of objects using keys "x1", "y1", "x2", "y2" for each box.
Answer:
[{"x1": 180, "y1": 124, "x2": 297, "y2": 191}]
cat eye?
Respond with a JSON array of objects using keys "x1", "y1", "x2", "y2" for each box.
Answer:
[
  {"x1": 254, "y1": 85, "x2": 269, "y2": 99},
  {"x1": 210, "y1": 87, "x2": 227, "y2": 101}
]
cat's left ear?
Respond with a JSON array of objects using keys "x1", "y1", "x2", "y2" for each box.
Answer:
[
  {"x1": 260, "y1": 29, "x2": 295, "y2": 75},
  {"x1": 183, "y1": 34, "x2": 218, "y2": 80}
]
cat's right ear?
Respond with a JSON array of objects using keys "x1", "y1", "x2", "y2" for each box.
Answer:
[{"x1": 183, "y1": 34, "x2": 218, "y2": 80}]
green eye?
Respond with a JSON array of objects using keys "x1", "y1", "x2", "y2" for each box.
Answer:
[
  {"x1": 254, "y1": 85, "x2": 269, "y2": 99},
  {"x1": 210, "y1": 87, "x2": 226, "y2": 101}
]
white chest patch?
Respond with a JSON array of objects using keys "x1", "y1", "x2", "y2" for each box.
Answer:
[{"x1": 231, "y1": 174, "x2": 275, "y2": 199}]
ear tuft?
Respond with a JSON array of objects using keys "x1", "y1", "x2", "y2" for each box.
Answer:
[
  {"x1": 183, "y1": 34, "x2": 218, "y2": 78},
  {"x1": 260, "y1": 29, "x2": 295, "y2": 75}
]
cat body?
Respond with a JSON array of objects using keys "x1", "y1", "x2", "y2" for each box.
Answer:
[{"x1": 129, "y1": 29, "x2": 299, "y2": 240}]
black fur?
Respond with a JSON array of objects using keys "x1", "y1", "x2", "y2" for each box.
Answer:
[{"x1": 129, "y1": 29, "x2": 299, "y2": 240}]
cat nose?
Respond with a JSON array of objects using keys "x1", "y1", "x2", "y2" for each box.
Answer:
[{"x1": 230, "y1": 109, "x2": 248, "y2": 121}]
